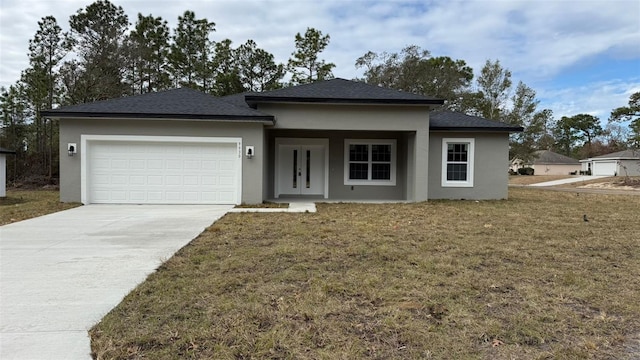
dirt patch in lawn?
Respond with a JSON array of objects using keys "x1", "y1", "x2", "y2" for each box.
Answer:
[
  {"x1": 509, "y1": 175, "x2": 574, "y2": 185},
  {"x1": 90, "y1": 188, "x2": 640, "y2": 359},
  {"x1": 0, "y1": 189, "x2": 80, "y2": 225},
  {"x1": 553, "y1": 176, "x2": 640, "y2": 191}
]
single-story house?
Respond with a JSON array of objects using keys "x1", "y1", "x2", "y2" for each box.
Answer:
[
  {"x1": 0, "y1": 147, "x2": 16, "y2": 198},
  {"x1": 580, "y1": 149, "x2": 640, "y2": 176},
  {"x1": 510, "y1": 150, "x2": 581, "y2": 175},
  {"x1": 41, "y1": 78, "x2": 522, "y2": 205}
]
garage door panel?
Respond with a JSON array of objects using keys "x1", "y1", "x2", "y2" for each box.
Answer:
[
  {"x1": 147, "y1": 159, "x2": 163, "y2": 169},
  {"x1": 593, "y1": 161, "x2": 617, "y2": 176},
  {"x1": 219, "y1": 191, "x2": 235, "y2": 202},
  {"x1": 87, "y1": 140, "x2": 240, "y2": 204},
  {"x1": 220, "y1": 160, "x2": 235, "y2": 170},
  {"x1": 147, "y1": 176, "x2": 163, "y2": 185},
  {"x1": 130, "y1": 191, "x2": 145, "y2": 201}
]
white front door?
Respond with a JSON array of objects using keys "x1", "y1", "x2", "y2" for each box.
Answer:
[{"x1": 277, "y1": 144, "x2": 325, "y2": 196}]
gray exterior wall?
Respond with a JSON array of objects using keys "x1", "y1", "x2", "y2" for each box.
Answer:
[
  {"x1": 59, "y1": 118, "x2": 265, "y2": 203},
  {"x1": 428, "y1": 132, "x2": 510, "y2": 200},
  {"x1": 618, "y1": 159, "x2": 640, "y2": 176},
  {"x1": 259, "y1": 103, "x2": 431, "y2": 201}
]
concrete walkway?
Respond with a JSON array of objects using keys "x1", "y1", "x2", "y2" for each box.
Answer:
[
  {"x1": 229, "y1": 202, "x2": 317, "y2": 213},
  {"x1": 527, "y1": 175, "x2": 609, "y2": 187},
  {"x1": 0, "y1": 204, "x2": 232, "y2": 360}
]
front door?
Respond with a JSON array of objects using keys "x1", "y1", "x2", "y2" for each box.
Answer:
[{"x1": 277, "y1": 144, "x2": 325, "y2": 196}]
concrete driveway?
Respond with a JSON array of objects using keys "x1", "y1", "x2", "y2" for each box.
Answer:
[{"x1": 0, "y1": 204, "x2": 232, "y2": 360}]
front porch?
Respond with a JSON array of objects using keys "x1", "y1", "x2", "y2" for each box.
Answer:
[{"x1": 263, "y1": 129, "x2": 428, "y2": 202}]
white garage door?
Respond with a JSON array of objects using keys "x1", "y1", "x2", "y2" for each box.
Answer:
[
  {"x1": 86, "y1": 139, "x2": 241, "y2": 204},
  {"x1": 592, "y1": 161, "x2": 617, "y2": 176}
]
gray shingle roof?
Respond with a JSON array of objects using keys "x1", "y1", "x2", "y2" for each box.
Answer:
[
  {"x1": 533, "y1": 150, "x2": 579, "y2": 164},
  {"x1": 0, "y1": 147, "x2": 16, "y2": 154},
  {"x1": 591, "y1": 149, "x2": 640, "y2": 159},
  {"x1": 244, "y1": 78, "x2": 444, "y2": 106},
  {"x1": 429, "y1": 111, "x2": 523, "y2": 132},
  {"x1": 220, "y1": 91, "x2": 258, "y2": 108},
  {"x1": 41, "y1": 88, "x2": 274, "y2": 122}
]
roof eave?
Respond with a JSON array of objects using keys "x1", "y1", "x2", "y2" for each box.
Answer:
[
  {"x1": 430, "y1": 126, "x2": 524, "y2": 132},
  {"x1": 588, "y1": 157, "x2": 640, "y2": 161},
  {"x1": 536, "y1": 162, "x2": 580, "y2": 165},
  {"x1": 245, "y1": 96, "x2": 444, "y2": 106},
  {"x1": 40, "y1": 111, "x2": 275, "y2": 124}
]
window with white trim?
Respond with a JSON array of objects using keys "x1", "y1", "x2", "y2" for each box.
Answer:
[
  {"x1": 344, "y1": 139, "x2": 396, "y2": 185},
  {"x1": 442, "y1": 138, "x2": 474, "y2": 187}
]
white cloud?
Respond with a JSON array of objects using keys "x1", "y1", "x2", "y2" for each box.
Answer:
[
  {"x1": 539, "y1": 77, "x2": 640, "y2": 120},
  {"x1": 0, "y1": 0, "x2": 638, "y2": 122}
]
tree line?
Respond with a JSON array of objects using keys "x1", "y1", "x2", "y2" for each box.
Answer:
[
  {"x1": 355, "y1": 45, "x2": 639, "y2": 164},
  {"x1": 0, "y1": 0, "x2": 334, "y2": 183},
  {"x1": 1, "y1": 0, "x2": 638, "y2": 184}
]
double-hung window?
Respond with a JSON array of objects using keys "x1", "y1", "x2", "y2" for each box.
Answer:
[
  {"x1": 344, "y1": 139, "x2": 396, "y2": 185},
  {"x1": 442, "y1": 138, "x2": 474, "y2": 187}
]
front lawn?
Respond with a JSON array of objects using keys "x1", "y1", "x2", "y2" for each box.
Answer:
[
  {"x1": 90, "y1": 188, "x2": 640, "y2": 359},
  {"x1": 0, "y1": 189, "x2": 80, "y2": 225}
]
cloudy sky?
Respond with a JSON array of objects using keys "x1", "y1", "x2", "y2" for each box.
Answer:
[{"x1": 1, "y1": 0, "x2": 639, "y2": 121}]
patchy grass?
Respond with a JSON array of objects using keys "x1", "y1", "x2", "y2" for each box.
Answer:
[
  {"x1": 509, "y1": 175, "x2": 574, "y2": 185},
  {"x1": 90, "y1": 188, "x2": 640, "y2": 359},
  {"x1": 0, "y1": 189, "x2": 80, "y2": 225}
]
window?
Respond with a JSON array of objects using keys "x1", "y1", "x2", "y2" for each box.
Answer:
[
  {"x1": 442, "y1": 138, "x2": 474, "y2": 187},
  {"x1": 344, "y1": 139, "x2": 396, "y2": 185}
]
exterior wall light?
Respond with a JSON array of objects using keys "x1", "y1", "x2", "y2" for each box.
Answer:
[
  {"x1": 245, "y1": 146, "x2": 254, "y2": 159},
  {"x1": 68, "y1": 143, "x2": 77, "y2": 157}
]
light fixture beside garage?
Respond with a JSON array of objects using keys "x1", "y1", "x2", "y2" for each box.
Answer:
[
  {"x1": 245, "y1": 146, "x2": 254, "y2": 159},
  {"x1": 68, "y1": 143, "x2": 77, "y2": 157}
]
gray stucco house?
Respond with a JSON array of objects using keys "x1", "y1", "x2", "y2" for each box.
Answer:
[
  {"x1": 42, "y1": 79, "x2": 522, "y2": 205},
  {"x1": 580, "y1": 149, "x2": 640, "y2": 176}
]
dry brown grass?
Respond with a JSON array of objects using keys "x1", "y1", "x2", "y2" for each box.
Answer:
[
  {"x1": 509, "y1": 175, "x2": 574, "y2": 185},
  {"x1": 90, "y1": 187, "x2": 640, "y2": 359},
  {"x1": 0, "y1": 189, "x2": 80, "y2": 225}
]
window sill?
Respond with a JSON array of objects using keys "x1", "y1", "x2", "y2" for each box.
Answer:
[
  {"x1": 442, "y1": 181, "x2": 474, "y2": 188},
  {"x1": 345, "y1": 180, "x2": 397, "y2": 186}
]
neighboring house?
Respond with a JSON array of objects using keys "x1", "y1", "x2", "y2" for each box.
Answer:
[
  {"x1": 1, "y1": 147, "x2": 16, "y2": 197},
  {"x1": 41, "y1": 79, "x2": 522, "y2": 205},
  {"x1": 580, "y1": 149, "x2": 640, "y2": 176},
  {"x1": 510, "y1": 150, "x2": 581, "y2": 175}
]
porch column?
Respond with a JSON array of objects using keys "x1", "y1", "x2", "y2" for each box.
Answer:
[{"x1": 413, "y1": 128, "x2": 429, "y2": 201}]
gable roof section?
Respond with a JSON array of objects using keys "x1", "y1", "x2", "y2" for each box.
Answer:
[
  {"x1": 590, "y1": 149, "x2": 640, "y2": 160},
  {"x1": 429, "y1": 111, "x2": 523, "y2": 132},
  {"x1": 244, "y1": 78, "x2": 444, "y2": 106},
  {"x1": 0, "y1": 147, "x2": 16, "y2": 154},
  {"x1": 533, "y1": 150, "x2": 579, "y2": 164},
  {"x1": 41, "y1": 88, "x2": 274, "y2": 123}
]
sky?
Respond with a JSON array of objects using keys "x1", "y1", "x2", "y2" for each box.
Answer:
[{"x1": 1, "y1": 0, "x2": 639, "y2": 122}]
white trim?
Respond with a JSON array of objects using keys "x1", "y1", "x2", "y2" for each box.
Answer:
[
  {"x1": 274, "y1": 138, "x2": 329, "y2": 199},
  {"x1": 343, "y1": 139, "x2": 397, "y2": 186},
  {"x1": 441, "y1": 138, "x2": 475, "y2": 188},
  {"x1": 80, "y1": 134, "x2": 243, "y2": 205}
]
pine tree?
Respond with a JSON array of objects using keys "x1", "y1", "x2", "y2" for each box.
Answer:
[{"x1": 288, "y1": 28, "x2": 335, "y2": 85}]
